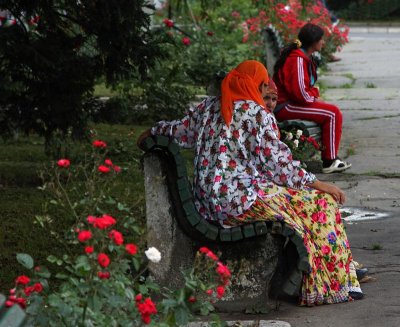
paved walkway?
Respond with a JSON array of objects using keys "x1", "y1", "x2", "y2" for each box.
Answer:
[{"x1": 216, "y1": 28, "x2": 400, "y2": 327}]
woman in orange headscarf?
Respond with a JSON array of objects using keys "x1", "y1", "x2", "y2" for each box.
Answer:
[{"x1": 138, "y1": 60, "x2": 363, "y2": 306}]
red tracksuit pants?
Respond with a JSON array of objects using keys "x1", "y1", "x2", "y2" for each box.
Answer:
[{"x1": 275, "y1": 101, "x2": 342, "y2": 161}]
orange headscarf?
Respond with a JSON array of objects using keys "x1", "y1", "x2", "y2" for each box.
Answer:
[{"x1": 220, "y1": 60, "x2": 269, "y2": 126}]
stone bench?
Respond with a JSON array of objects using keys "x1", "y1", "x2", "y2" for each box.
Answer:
[
  {"x1": 0, "y1": 293, "x2": 27, "y2": 327},
  {"x1": 141, "y1": 135, "x2": 310, "y2": 312}
]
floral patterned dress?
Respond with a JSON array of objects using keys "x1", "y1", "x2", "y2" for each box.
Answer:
[{"x1": 151, "y1": 97, "x2": 361, "y2": 306}]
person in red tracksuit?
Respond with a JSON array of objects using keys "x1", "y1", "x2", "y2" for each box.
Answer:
[{"x1": 273, "y1": 23, "x2": 351, "y2": 174}]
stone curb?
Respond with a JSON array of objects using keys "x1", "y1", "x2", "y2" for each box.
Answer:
[
  {"x1": 349, "y1": 26, "x2": 400, "y2": 33},
  {"x1": 185, "y1": 320, "x2": 291, "y2": 327}
]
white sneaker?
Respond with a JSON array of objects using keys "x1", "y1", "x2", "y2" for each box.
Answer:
[{"x1": 322, "y1": 159, "x2": 351, "y2": 174}]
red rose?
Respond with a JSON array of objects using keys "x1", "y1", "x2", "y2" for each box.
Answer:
[
  {"x1": 78, "y1": 230, "x2": 92, "y2": 242},
  {"x1": 92, "y1": 214, "x2": 116, "y2": 229},
  {"x1": 33, "y1": 282, "x2": 43, "y2": 293},
  {"x1": 220, "y1": 185, "x2": 228, "y2": 193},
  {"x1": 298, "y1": 169, "x2": 305, "y2": 177},
  {"x1": 206, "y1": 251, "x2": 218, "y2": 261},
  {"x1": 113, "y1": 165, "x2": 121, "y2": 172},
  {"x1": 232, "y1": 130, "x2": 240, "y2": 139},
  {"x1": 182, "y1": 37, "x2": 191, "y2": 46},
  {"x1": 125, "y1": 243, "x2": 138, "y2": 255},
  {"x1": 219, "y1": 145, "x2": 227, "y2": 153},
  {"x1": 98, "y1": 165, "x2": 110, "y2": 173},
  {"x1": 92, "y1": 140, "x2": 107, "y2": 148},
  {"x1": 85, "y1": 246, "x2": 94, "y2": 254},
  {"x1": 207, "y1": 31, "x2": 214, "y2": 36},
  {"x1": 163, "y1": 18, "x2": 174, "y2": 28},
  {"x1": 254, "y1": 146, "x2": 260, "y2": 155},
  {"x1": 136, "y1": 297, "x2": 157, "y2": 325},
  {"x1": 199, "y1": 247, "x2": 209, "y2": 253},
  {"x1": 206, "y1": 289, "x2": 213, "y2": 296},
  {"x1": 240, "y1": 195, "x2": 247, "y2": 203},
  {"x1": 216, "y1": 262, "x2": 231, "y2": 279},
  {"x1": 216, "y1": 286, "x2": 225, "y2": 299},
  {"x1": 135, "y1": 294, "x2": 143, "y2": 302},
  {"x1": 104, "y1": 159, "x2": 113, "y2": 166},
  {"x1": 15, "y1": 275, "x2": 30, "y2": 285},
  {"x1": 109, "y1": 230, "x2": 124, "y2": 245},
  {"x1": 97, "y1": 271, "x2": 111, "y2": 279},
  {"x1": 188, "y1": 296, "x2": 197, "y2": 303},
  {"x1": 24, "y1": 286, "x2": 34, "y2": 296},
  {"x1": 97, "y1": 253, "x2": 110, "y2": 268},
  {"x1": 57, "y1": 159, "x2": 70, "y2": 168},
  {"x1": 228, "y1": 159, "x2": 237, "y2": 169},
  {"x1": 181, "y1": 135, "x2": 188, "y2": 143},
  {"x1": 202, "y1": 159, "x2": 209, "y2": 167}
]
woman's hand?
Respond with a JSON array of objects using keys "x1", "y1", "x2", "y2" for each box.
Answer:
[
  {"x1": 307, "y1": 180, "x2": 346, "y2": 205},
  {"x1": 136, "y1": 128, "x2": 152, "y2": 150}
]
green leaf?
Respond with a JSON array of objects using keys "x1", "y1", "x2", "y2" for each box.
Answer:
[
  {"x1": 36, "y1": 266, "x2": 51, "y2": 278},
  {"x1": 174, "y1": 306, "x2": 190, "y2": 326},
  {"x1": 47, "y1": 255, "x2": 58, "y2": 263},
  {"x1": 74, "y1": 255, "x2": 91, "y2": 272},
  {"x1": 55, "y1": 273, "x2": 69, "y2": 279},
  {"x1": 132, "y1": 257, "x2": 140, "y2": 272},
  {"x1": 16, "y1": 253, "x2": 34, "y2": 269}
]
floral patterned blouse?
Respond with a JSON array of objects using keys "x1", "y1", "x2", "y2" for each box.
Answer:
[{"x1": 151, "y1": 96, "x2": 316, "y2": 222}]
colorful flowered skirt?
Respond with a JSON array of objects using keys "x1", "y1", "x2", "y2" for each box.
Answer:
[{"x1": 225, "y1": 182, "x2": 362, "y2": 306}]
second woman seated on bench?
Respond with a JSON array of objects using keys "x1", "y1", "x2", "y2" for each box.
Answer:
[{"x1": 273, "y1": 23, "x2": 351, "y2": 174}]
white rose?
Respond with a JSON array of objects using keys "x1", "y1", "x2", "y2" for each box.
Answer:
[
  {"x1": 286, "y1": 132, "x2": 293, "y2": 141},
  {"x1": 145, "y1": 247, "x2": 161, "y2": 263},
  {"x1": 296, "y1": 129, "x2": 303, "y2": 138},
  {"x1": 293, "y1": 139, "x2": 299, "y2": 148}
]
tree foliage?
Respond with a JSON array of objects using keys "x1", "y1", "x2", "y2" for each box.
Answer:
[{"x1": 0, "y1": 0, "x2": 165, "y2": 153}]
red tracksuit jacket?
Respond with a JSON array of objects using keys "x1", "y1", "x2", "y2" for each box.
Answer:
[{"x1": 274, "y1": 49, "x2": 320, "y2": 106}]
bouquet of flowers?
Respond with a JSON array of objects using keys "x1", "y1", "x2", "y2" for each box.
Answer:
[{"x1": 281, "y1": 128, "x2": 321, "y2": 164}]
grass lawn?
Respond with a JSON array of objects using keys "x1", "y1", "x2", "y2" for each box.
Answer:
[{"x1": 0, "y1": 123, "x2": 153, "y2": 291}]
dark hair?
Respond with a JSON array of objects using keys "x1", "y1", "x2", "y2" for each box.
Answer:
[{"x1": 273, "y1": 23, "x2": 324, "y2": 77}]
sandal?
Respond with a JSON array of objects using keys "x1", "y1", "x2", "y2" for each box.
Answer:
[{"x1": 322, "y1": 159, "x2": 352, "y2": 174}]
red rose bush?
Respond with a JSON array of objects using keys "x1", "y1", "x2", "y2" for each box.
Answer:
[{"x1": 5, "y1": 139, "x2": 231, "y2": 326}]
